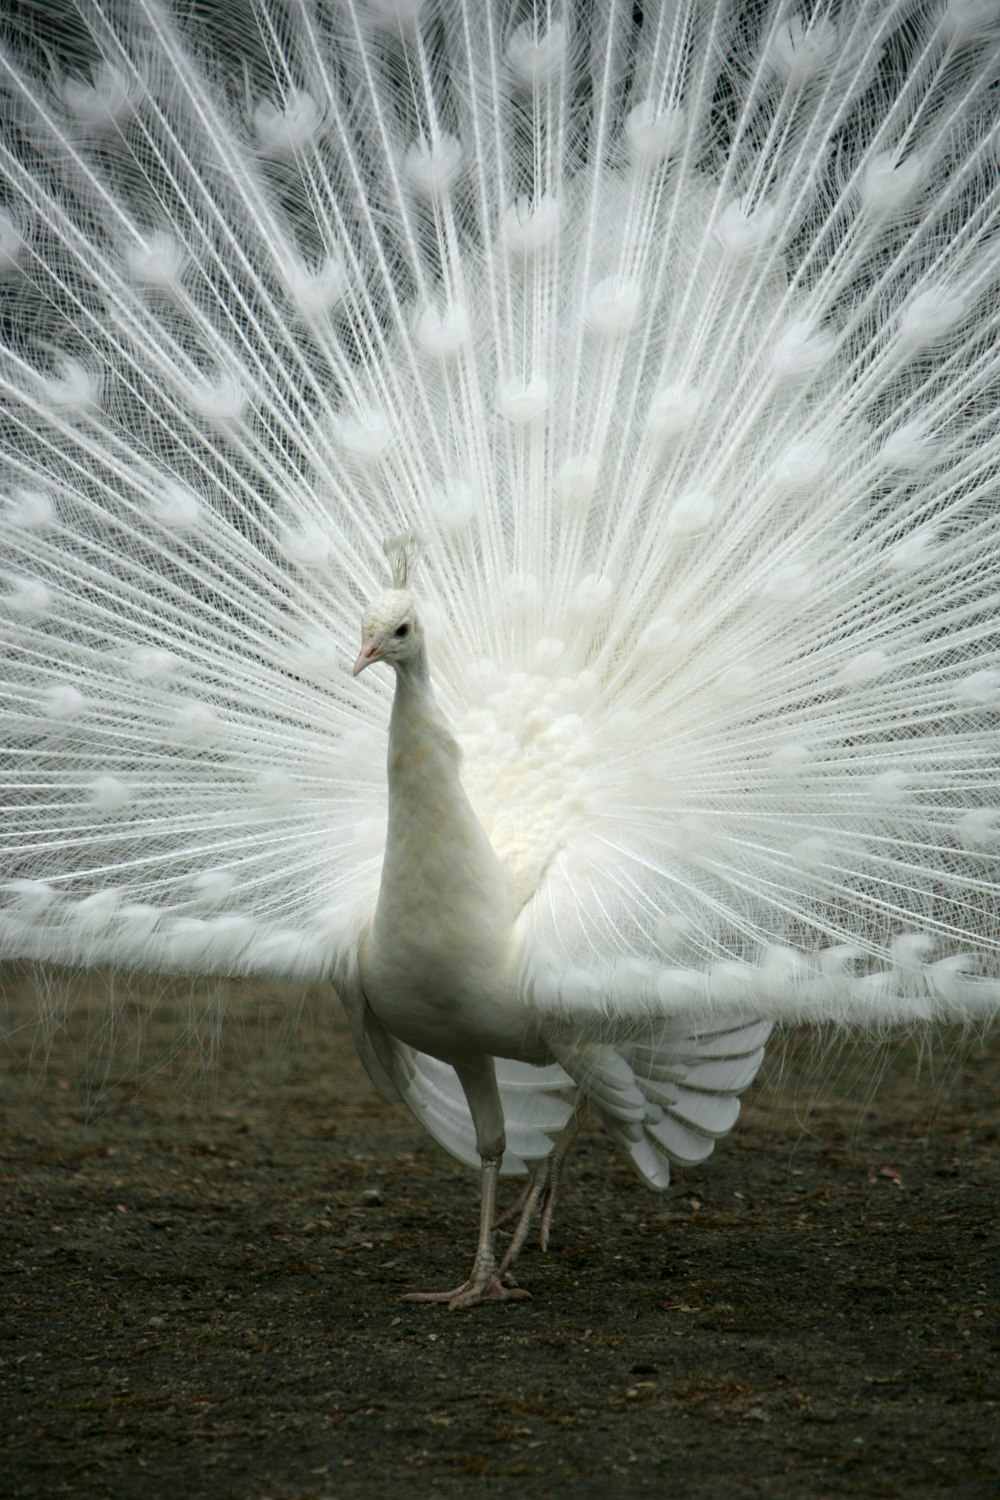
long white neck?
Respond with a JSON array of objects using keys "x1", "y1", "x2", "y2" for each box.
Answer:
[
  {"x1": 378, "y1": 644, "x2": 515, "y2": 939},
  {"x1": 359, "y1": 641, "x2": 521, "y2": 1060},
  {"x1": 386, "y1": 639, "x2": 437, "y2": 746}
]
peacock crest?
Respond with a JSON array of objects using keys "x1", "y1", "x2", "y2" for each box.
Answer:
[{"x1": 382, "y1": 532, "x2": 423, "y2": 592}]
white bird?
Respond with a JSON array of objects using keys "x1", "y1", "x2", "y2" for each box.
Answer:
[
  {"x1": 1, "y1": 1, "x2": 998, "y2": 1304},
  {"x1": 345, "y1": 540, "x2": 773, "y2": 1301}
]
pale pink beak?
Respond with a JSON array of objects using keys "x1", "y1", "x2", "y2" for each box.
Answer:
[{"x1": 352, "y1": 635, "x2": 381, "y2": 676}]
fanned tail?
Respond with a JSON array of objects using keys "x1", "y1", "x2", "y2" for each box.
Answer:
[{"x1": 0, "y1": 2, "x2": 997, "y2": 1029}]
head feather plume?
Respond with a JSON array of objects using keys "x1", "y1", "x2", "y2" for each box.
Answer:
[{"x1": 382, "y1": 531, "x2": 423, "y2": 590}]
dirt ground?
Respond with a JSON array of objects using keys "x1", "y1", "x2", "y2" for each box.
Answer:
[{"x1": 1, "y1": 965, "x2": 997, "y2": 1499}]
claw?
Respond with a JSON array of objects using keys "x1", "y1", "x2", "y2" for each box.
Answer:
[{"x1": 403, "y1": 1272, "x2": 530, "y2": 1309}]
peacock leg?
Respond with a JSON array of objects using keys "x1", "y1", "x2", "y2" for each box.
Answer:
[
  {"x1": 403, "y1": 1057, "x2": 530, "y2": 1309},
  {"x1": 499, "y1": 1111, "x2": 580, "y2": 1273}
]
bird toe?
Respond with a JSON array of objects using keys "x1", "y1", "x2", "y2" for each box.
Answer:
[{"x1": 401, "y1": 1273, "x2": 530, "y2": 1309}]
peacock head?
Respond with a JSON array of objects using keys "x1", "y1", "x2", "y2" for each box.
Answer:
[
  {"x1": 353, "y1": 531, "x2": 425, "y2": 677},
  {"x1": 352, "y1": 589, "x2": 423, "y2": 676}
]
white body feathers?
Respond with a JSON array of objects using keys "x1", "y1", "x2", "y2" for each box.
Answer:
[{"x1": 1, "y1": 1, "x2": 998, "y2": 1056}]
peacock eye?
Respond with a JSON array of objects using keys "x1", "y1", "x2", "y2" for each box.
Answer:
[{"x1": 394, "y1": 622, "x2": 410, "y2": 639}]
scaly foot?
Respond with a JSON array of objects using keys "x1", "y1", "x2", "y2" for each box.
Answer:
[
  {"x1": 403, "y1": 1272, "x2": 530, "y2": 1310},
  {"x1": 499, "y1": 1165, "x2": 560, "y2": 1272}
]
